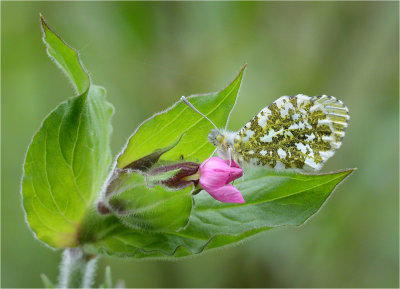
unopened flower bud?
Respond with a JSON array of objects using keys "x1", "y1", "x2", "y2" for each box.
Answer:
[{"x1": 149, "y1": 162, "x2": 200, "y2": 190}]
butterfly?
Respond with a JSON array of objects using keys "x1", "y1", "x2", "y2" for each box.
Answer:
[{"x1": 181, "y1": 94, "x2": 349, "y2": 171}]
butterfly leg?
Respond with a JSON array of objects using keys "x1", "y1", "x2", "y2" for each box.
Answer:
[{"x1": 228, "y1": 147, "x2": 233, "y2": 177}]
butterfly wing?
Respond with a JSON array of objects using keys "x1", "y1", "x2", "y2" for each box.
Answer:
[{"x1": 235, "y1": 94, "x2": 349, "y2": 170}]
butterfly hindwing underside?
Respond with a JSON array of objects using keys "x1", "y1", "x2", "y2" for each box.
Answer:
[{"x1": 233, "y1": 94, "x2": 349, "y2": 170}]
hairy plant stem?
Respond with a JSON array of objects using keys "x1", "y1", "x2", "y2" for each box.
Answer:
[{"x1": 58, "y1": 248, "x2": 98, "y2": 288}]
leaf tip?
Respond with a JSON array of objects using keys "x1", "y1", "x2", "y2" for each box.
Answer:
[
  {"x1": 325, "y1": 168, "x2": 356, "y2": 185},
  {"x1": 39, "y1": 13, "x2": 49, "y2": 32},
  {"x1": 237, "y1": 63, "x2": 247, "y2": 78},
  {"x1": 39, "y1": 14, "x2": 56, "y2": 47},
  {"x1": 342, "y1": 167, "x2": 357, "y2": 177}
]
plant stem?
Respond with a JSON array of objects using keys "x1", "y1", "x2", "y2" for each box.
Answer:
[{"x1": 58, "y1": 247, "x2": 98, "y2": 288}]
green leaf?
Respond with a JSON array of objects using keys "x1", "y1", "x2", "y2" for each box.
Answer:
[
  {"x1": 105, "y1": 171, "x2": 193, "y2": 232},
  {"x1": 83, "y1": 168, "x2": 354, "y2": 258},
  {"x1": 21, "y1": 17, "x2": 114, "y2": 248},
  {"x1": 40, "y1": 15, "x2": 90, "y2": 95},
  {"x1": 116, "y1": 64, "x2": 247, "y2": 169}
]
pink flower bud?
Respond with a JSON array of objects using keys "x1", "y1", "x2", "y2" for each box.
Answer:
[{"x1": 199, "y1": 157, "x2": 244, "y2": 203}]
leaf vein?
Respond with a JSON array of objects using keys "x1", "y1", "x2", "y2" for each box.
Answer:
[
  {"x1": 196, "y1": 173, "x2": 346, "y2": 211},
  {"x1": 44, "y1": 127, "x2": 75, "y2": 224}
]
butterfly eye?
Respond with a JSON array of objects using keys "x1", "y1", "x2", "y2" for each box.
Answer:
[{"x1": 216, "y1": 134, "x2": 223, "y2": 143}]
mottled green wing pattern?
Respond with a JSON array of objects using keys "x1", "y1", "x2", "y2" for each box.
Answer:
[{"x1": 234, "y1": 94, "x2": 349, "y2": 170}]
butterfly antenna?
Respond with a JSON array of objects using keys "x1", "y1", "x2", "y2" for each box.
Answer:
[
  {"x1": 181, "y1": 96, "x2": 220, "y2": 132},
  {"x1": 201, "y1": 148, "x2": 218, "y2": 166}
]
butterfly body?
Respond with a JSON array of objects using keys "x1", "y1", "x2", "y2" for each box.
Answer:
[{"x1": 208, "y1": 94, "x2": 349, "y2": 171}]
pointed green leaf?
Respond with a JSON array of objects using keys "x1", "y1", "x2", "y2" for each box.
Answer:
[
  {"x1": 83, "y1": 168, "x2": 354, "y2": 258},
  {"x1": 22, "y1": 85, "x2": 113, "y2": 248},
  {"x1": 40, "y1": 15, "x2": 90, "y2": 95},
  {"x1": 22, "y1": 18, "x2": 114, "y2": 248},
  {"x1": 116, "y1": 65, "x2": 247, "y2": 169}
]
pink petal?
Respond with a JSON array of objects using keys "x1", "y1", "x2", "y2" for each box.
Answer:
[
  {"x1": 199, "y1": 158, "x2": 231, "y2": 189},
  {"x1": 199, "y1": 157, "x2": 230, "y2": 171},
  {"x1": 206, "y1": 184, "x2": 245, "y2": 204},
  {"x1": 199, "y1": 157, "x2": 243, "y2": 186},
  {"x1": 199, "y1": 170, "x2": 228, "y2": 189},
  {"x1": 230, "y1": 160, "x2": 241, "y2": 168},
  {"x1": 226, "y1": 166, "x2": 243, "y2": 183}
]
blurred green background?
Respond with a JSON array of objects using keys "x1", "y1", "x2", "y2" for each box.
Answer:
[{"x1": 2, "y1": 1, "x2": 398, "y2": 288}]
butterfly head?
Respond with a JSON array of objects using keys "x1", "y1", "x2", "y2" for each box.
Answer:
[{"x1": 207, "y1": 129, "x2": 224, "y2": 146}]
